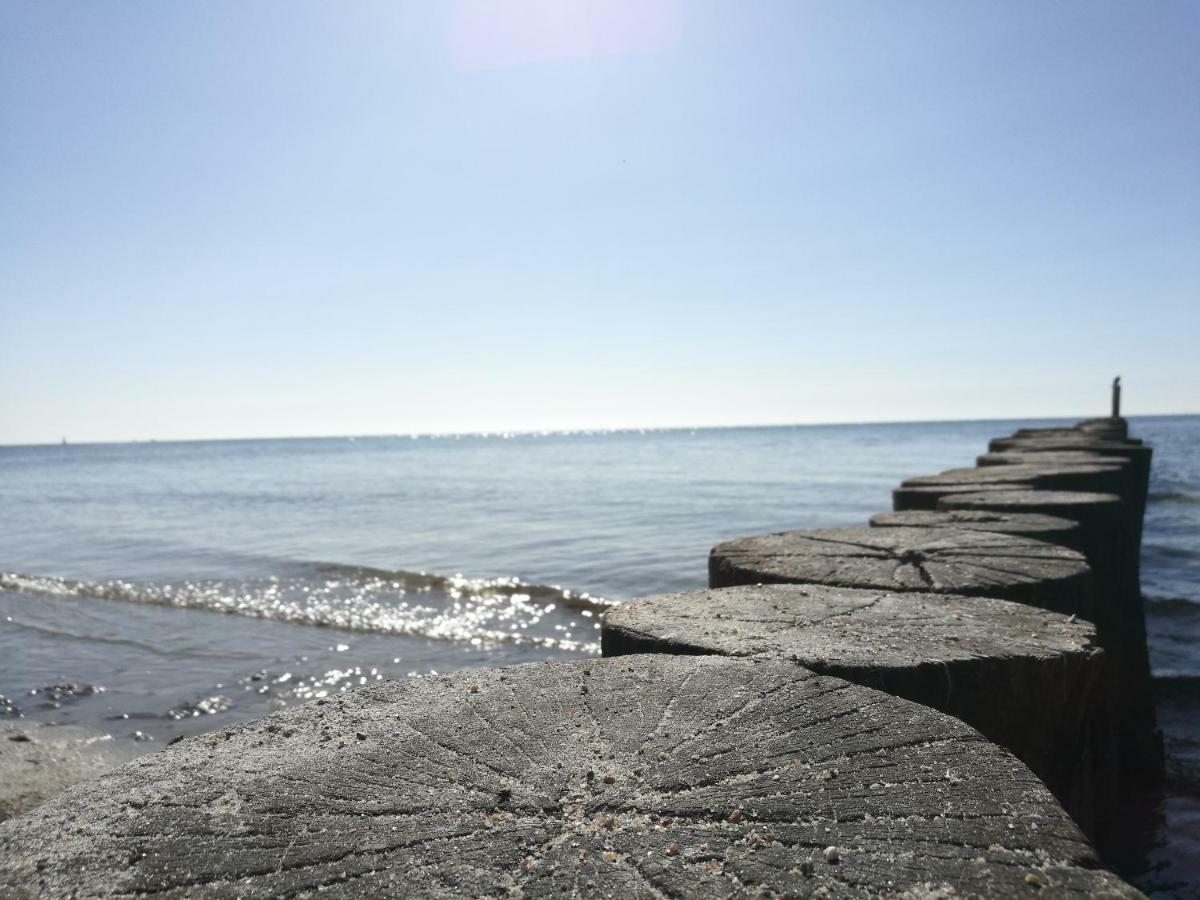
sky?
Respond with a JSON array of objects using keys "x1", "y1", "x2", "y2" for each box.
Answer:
[{"x1": 1, "y1": 1, "x2": 1197, "y2": 443}]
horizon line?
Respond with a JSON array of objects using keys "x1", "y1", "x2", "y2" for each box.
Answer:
[{"x1": 3, "y1": 410, "x2": 1196, "y2": 450}]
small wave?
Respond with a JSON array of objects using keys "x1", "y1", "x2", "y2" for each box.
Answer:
[
  {"x1": 0, "y1": 617, "x2": 256, "y2": 660},
  {"x1": 0, "y1": 566, "x2": 608, "y2": 654},
  {"x1": 298, "y1": 561, "x2": 613, "y2": 613},
  {"x1": 1147, "y1": 596, "x2": 1200, "y2": 618},
  {"x1": 1148, "y1": 491, "x2": 1200, "y2": 505},
  {"x1": 26, "y1": 683, "x2": 106, "y2": 711},
  {"x1": 1154, "y1": 674, "x2": 1200, "y2": 706},
  {"x1": 166, "y1": 695, "x2": 233, "y2": 721},
  {"x1": 1142, "y1": 543, "x2": 1200, "y2": 562}
]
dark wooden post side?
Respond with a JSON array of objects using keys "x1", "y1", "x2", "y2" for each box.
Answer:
[
  {"x1": 938, "y1": 489, "x2": 1160, "y2": 779},
  {"x1": 983, "y1": 438, "x2": 1152, "y2": 565}
]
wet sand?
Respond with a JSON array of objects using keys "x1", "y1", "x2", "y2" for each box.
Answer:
[{"x1": 0, "y1": 723, "x2": 135, "y2": 822}]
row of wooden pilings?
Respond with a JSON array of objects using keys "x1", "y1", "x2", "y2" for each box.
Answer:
[
  {"x1": 605, "y1": 411, "x2": 1160, "y2": 879},
  {"x1": 0, "y1": 413, "x2": 1154, "y2": 897}
]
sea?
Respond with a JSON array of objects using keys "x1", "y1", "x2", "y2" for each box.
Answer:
[{"x1": 1, "y1": 416, "x2": 1196, "y2": 895}]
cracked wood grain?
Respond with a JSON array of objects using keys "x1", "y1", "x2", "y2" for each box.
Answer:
[
  {"x1": 709, "y1": 526, "x2": 1093, "y2": 618},
  {"x1": 870, "y1": 509, "x2": 1080, "y2": 547},
  {"x1": 602, "y1": 583, "x2": 1106, "y2": 836},
  {"x1": 0, "y1": 656, "x2": 1140, "y2": 898}
]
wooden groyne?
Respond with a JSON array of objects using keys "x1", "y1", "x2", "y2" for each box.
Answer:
[
  {"x1": 700, "y1": 408, "x2": 1159, "y2": 859},
  {"x1": 704, "y1": 409, "x2": 1160, "y2": 860},
  {"x1": 0, "y1": 404, "x2": 1154, "y2": 896}
]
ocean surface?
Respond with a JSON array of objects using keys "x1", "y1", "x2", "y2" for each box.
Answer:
[{"x1": 1, "y1": 416, "x2": 1196, "y2": 895}]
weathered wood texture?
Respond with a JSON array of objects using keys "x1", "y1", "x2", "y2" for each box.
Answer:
[
  {"x1": 1012, "y1": 419, "x2": 1128, "y2": 441},
  {"x1": 893, "y1": 481, "x2": 1036, "y2": 512},
  {"x1": 977, "y1": 450, "x2": 1122, "y2": 468},
  {"x1": 893, "y1": 461, "x2": 1128, "y2": 512},
  {"x1": 899, "y1": 463, "x2": 1128, "y2": 511},
  {"x1": 709, "y1": 526, "x2": 1094, "y2": 619},
  {"x1": 975, "y1": 451, "x2": 1140, "y2": 543},
  {"x1": 988, "y1": 434, "x2": 1147, "y2": 451},
  {"x1": 982, "y1": 439, "x2": 1152, "y2": 561},
  {"x1": 0, "y1": 656, "x2": 1141, "y2": 898},
  {"x1": 870, "y1": 509, "x2": 1080, "y2": 546},
  {"x1": 934, "y1": 491, "x2": 1137, "y2": 657},
  {"x1": 603, "y1": 584, "x2": 1108, "y2": 835},
  {"x1": 1011, "y1": 427, "x2": 1091, "y2": 440},
  {"x1": 938, "y1": 490, "x2": 1158, "y2": 777},
  {"x1": 1077, "y1": 417, "x2": 1129, "y2": 440},
  {"x1": 975, "y1": 450, "x2": 1144, "y2": 582}
]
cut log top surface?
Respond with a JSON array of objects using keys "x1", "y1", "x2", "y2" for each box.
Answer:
[
  {"x1": 1014, "y1": 420, "x2": 1127, "y2": 440},
  {"x1": 892, "y1": 481, "x2": 1037, "y2": 511},
  {"x1": 901, "y1": 463, "x2": 1123, "y2": 488},
  {"x1": 977, "y1": 450, "x2": 1130, "y2": 468},
  {"x1": 603, "y1": 584, "x2": 1097, "y2": 671},
  {"x1": 1077, "y1": 417, "x2": 1128, "y2": 438},
  {"x1": 870, "y1": 508, "x2": 1079, "y2": 539},
  {"x1": 896, "y1": 482, "x2": 1034, "y2": 496},
  {"x1": 0, "y1": 655, "x2": 1140, "y2": 898},
  {"x1": 939, "y1": 490, "x2": 1124, "y2": 514},
  {"x1": 710, "y1": 526, "x2": 1090, "y2": 601},
  {"x1": 1012, "y1": 428, "x2": 1084, "y2": 438}
]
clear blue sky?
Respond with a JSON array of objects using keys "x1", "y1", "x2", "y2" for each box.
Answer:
[{"x1": 2, "y1": 1, "x2": 1197, "y2": 443}]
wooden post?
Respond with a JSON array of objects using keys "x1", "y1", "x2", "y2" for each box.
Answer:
[
  {"x1": 710, "y1": 526, "x2": 1094, "y2": 618},
  {"x1": 870, "y1": 508, "x2": 1080, "y2": 547},
  {"x1": 894, "y1": 461, "x2": 1127, "y2": 513},
  {"x1": 603, "y1": 584, "x2": 1108, "y2": 841},
  {"x1": 893, "y1": 481, "x2": 1035, "y2": 511},
  {"x1": 938, "y1": 489, "x2": 1160, "y2": 781},
  {"x1": 983, "y1": 438, "x2": 1152, "y2": 565},
  {"x1": 0, "y1": 655, "x2": 1142, "y2": 898},
  {"x1": 974, "y1": 450, "x2": 1141, "y2": 562}
]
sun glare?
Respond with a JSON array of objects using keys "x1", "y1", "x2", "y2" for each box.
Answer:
[{"x1": 447, "y1": 0, "x2": 681, "y2": 71}]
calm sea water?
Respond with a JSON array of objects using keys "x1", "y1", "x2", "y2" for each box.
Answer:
[{"x1": 1, "y1": 416, "x2": 1196, "y2": 894}]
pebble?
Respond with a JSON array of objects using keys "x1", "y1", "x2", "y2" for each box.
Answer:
[{"x1": 824, "y1": 846, "x2": 840, "y2": 864}]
